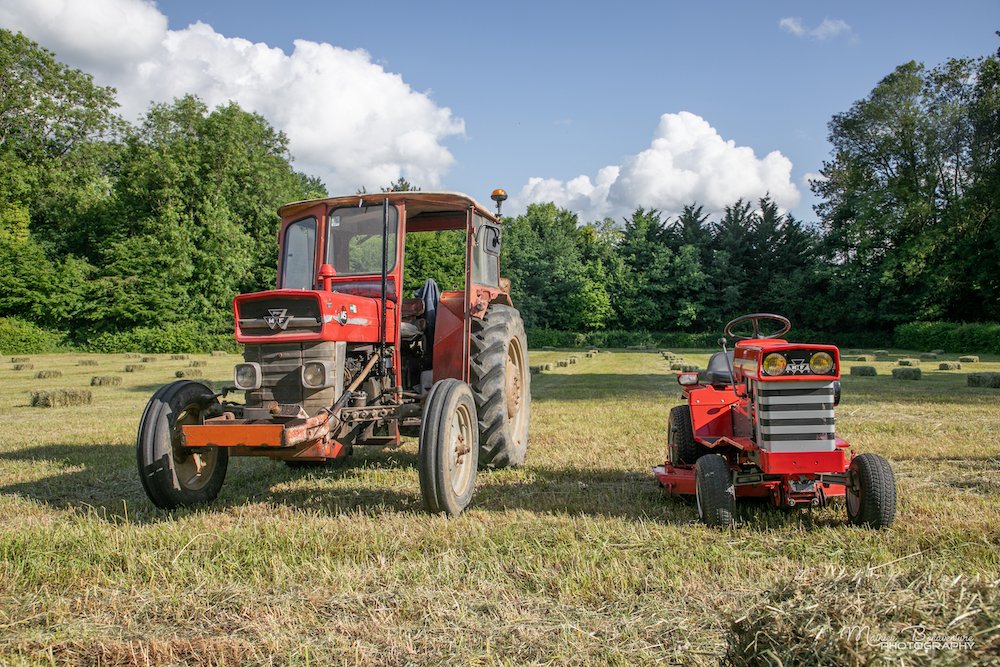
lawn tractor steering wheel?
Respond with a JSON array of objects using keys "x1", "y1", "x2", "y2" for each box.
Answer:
[{"x1": 723, "y1": 313, "x2": 791, "y2": 341}]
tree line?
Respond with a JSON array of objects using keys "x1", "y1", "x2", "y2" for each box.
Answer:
[{"x1": 1, "y1": 29, "x2": 997, "y2": 349}]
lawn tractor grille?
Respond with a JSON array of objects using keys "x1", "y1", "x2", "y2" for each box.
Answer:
[
  {"x1": 756, "y1": 381, "x2": 836, "y2": 453},
  {"x1": 243, "y1": 341, "x2": 344, "y2": 416}
]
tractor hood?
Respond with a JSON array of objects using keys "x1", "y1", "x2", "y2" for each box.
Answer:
[{"x1": 233, "y1": 289, "x2": 395, "y2": 344}]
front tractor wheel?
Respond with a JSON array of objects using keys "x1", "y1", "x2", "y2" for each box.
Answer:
[
  {"x1": 418, "y1": 379, "x2": 480, "y2": 516},
  {"x1": 846, "y1": 453, "x2": 897, "y2": 529},
  {"x1": 695, "y1": 455, "x2": 735, "y2": 527},
  {"x1": 136, "y1": 380, "x2": 228, "y2": 509},
  {"x1": 668, "y1": 405, "x2": 707, "y2": 465},
  {"x1": 470, "y1": 304, "x2": 530, "y2": 469}
]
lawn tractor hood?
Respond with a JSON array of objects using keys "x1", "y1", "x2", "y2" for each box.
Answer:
[
  {"x1": 233, "y1": 289, "x2": 396, "y2": 344},
  {"x1": 733, "y1": 341, "x2": 841, "y2": 382}
]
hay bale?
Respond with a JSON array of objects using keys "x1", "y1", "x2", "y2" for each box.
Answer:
[
  {"x1": 78, "y1": 359, "x2": 99, "y2": 366},
  {"x1": 967, "y1": 372, "x2": 1000, "y2": 388},
  {"x1": 90, "y1": 376, "x2": 123, "y2": 386},
  {"x1": 919, "y1": 352, "x2": 939, "y2": 360},
  {"x1": 588, "y1": 349, "x2": 599, "y2": 355},
  {"x1": 141, "y1": 356, "x2": 157, "y2": 363},
  {"x1": 542, "y1": 363, "x2": 553, "y2": 371},
  {"x1": 568, "y1": 356, "x2": 578, "y2": 364},
  {"x1": 30, "y1": 388, "x2": 92, "y2": 408},
  {"x1": 556, "y1": 360, "x2": 568, "y2": 368},
  {"x1": 938, "y1": 362, "x2": 961, "y2": 371},
  {"x1": 176, "y1": 369, "x2": 203, "y2": 378},
  {"x1": 845, "y1": 354, "x2": 875, "y2": 362},
  {"x1": 850, "y1": 366, "x2": 877, "y2": 376},
  {"x1": 124, "y1": 364, "x2": 146, "y2": 372},
  {"x1": 892, "y1": 367, "x2": 922, "y2": 380},
  {"x1": 10, "y1": 356, "x2": 30, "y2": 363},
  {"x1": 170, "y1": 354, "x2": 190, "y2": 360},
  {"x1": 210, "y1": 350, "x2": 228, "y2": 357},
  {"x1": 958, "y1": 355, "x2": 980, "y2": 363},
  {"x1": 188, "y1": 360, "x2": 207, "y2": 367},
  {"x1": 124, "y1": 353, "x2": 143, "y2": 359},
  {"x1": 34, "y1": 370, "x2": 63, "y2": 379},
  {"x1": 897, "y1": 358, "x2": 919, "y2": 366},
  {"x1": 930, "y1": 349, "x2": 944, "y2": 355},
  {"x1": 13, "y1": 363, "x2": 34, "y2": 371},
  {"x1": 872, "y1": 349, "x2": 889, "y2": 356},
  {"x1": 669, "y1": 362, "x2": 694, "y2": 371},
  {"x1": 529, "y1": 365, "x2": 542, "y2": 374}
]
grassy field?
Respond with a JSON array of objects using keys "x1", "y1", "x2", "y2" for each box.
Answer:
[{"x1": 0, "y1": 349, "x2": 997, "y2": 665}]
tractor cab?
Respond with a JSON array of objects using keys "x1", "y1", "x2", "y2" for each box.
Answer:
[
  {"x1": 658, "y1": 313, "x2": 896, "y2": 528},
  {"x1": 137, "y1": 190, "x2": 530, "y2": 518}
]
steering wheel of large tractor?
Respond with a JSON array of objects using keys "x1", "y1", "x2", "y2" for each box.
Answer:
[{"x1": 723, "y1": 313, "x2": 792, "y2": 341}]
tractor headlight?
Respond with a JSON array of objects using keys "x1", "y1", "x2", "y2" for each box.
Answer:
[
  {"x1": 762, "y1": 353, "x2": 787, "y2": 376},
  {"x1": 234, "y1": 362, "x2": 262, "y2": 391},
  {"x1": 302, "y1": 360, "x2": 336, "y2": 389},
  {"x1": 809, "y1": 352, "x2": 834, "y2": 375}
]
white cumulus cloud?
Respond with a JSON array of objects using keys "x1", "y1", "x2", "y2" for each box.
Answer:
[
  {"x1": 779, "y1": 16, "x2": 853, "y2": 41},
  {"x1": 516, "y1": 112, "x2": 800, "y2": 223},
  {"x1": 0, "y1": 0, "x2": 464, "y2": 192}
]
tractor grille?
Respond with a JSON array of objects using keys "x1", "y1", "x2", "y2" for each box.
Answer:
[
  {"x1": 237, "y1": 296, "x2": 322, "y2": 338},
  {"x1": 243, "y1": 341, "x2": 344, "y2": 416},
  {"x1": 756, "y1": 381, "x2": 836, "y2": 453}
]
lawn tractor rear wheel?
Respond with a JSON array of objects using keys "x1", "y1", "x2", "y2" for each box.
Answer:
[
  {"x1": 695, "y1": 455, "x2": 735, "y2": 527},
  {"x1": 846, "y1": 453, "x2": 896, "y2": 529},
  {"x1": 668, "y1": 405, "x2": 707, "y2": 465},
  {"x1": 136, "y1": 380, "x2": 228, "y2": 509},
  {"x1": 470, "y1": 304, "x2": 530, "y2": 469},
  {"x1": 418, "y1": 379, "x2": 480, "y2": 516}
]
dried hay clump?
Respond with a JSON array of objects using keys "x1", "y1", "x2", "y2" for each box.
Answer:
[
  {"x1": 170, "y1": 354, "x2": 190, "y2": 360},
  {"x1": 850, "y1": 366, "x2": 877, "y2": 377},
  {"x1": 568, "y1": 356, "x2": 578, "y2": 364},
  {"x1": 124, "y1": 353, "x2": 142, "y2": 359},
  {"x1": 175, "y1": 369, "x2": 203, "y2": 378},
  {"x1": 847, "y1": 354, "x2": 876, "y2": 362},
  {"x1": 938, "y1": 362, "x2": 962, "y2": 371},
  {"x1": 897, "y1": 358, "x2": 920, "y2": 366},
  {"x1": 12, "y1": 363, "x2": 34, "y2": 371},
  {"x1": 90, "y1": 376, "x2": 123, "y2": 386},
  {"x1": 967, "y1": 372, "x2": 1000, "y2": 389},
  {"x1": 124, "y1": 364, "x2": 146, "y2": 373},
  {"x1": 588, "y1": 349, "x2": 599, "y2": 355},
  {"x1": 542, "y1": 363, "x2": 553, "y2": 371},
  {"x1": 10, "y1": 356, "x2": 30, "y2": 363},
  {"x1": 556, "y1": 360, "x2": 569, "y2": 368},
  {"x1": 919, "y1": 352, "x2": 939, "y2": 360},
  {"x1": 210, "y1": 350, "x2": 228, "y2": 357},
  {"x1": 189, "y1": 360, "x2": 207, "y2": 368},
  {"x1": 958, "y1": 355, "x2": 980, "y2": 363},
  {"x1": 672, "y1": 364, "x2": 699, "y2": 373},
  {"x1": 34, "y1": 370, "x2": 62, "y2": 379},
  {"x1": 78, "y1": 359, "x2": 99, "y2": 367},
  {"x1": 30, "y1": 389, "x2": 92, "y2": 408},
  {"x1": 872, "y1": 349, "x2": 889, "y2": 356},
  {"x1": 892, "y1": 367, "x2": 922, "y2": 380},
  {"x1": 585, "y1": 352, "x2": 594, "y2": 358},
  {"x1": 141, "y1": 356, "x2": 157, "y2": 363},
  {"x1": 669, "y1": 362, "x2": 691, "y2": 370},
  {"x1": 529, "y1": 365, "x2": 543, "y2": 374},
  {"x1": 726, "y1": 568, "x2": 997, "y2": 667}
]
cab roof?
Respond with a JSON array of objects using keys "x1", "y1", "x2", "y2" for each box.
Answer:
[{"x1": 278, "y1": 191, "x2": 501, "y2": 223}]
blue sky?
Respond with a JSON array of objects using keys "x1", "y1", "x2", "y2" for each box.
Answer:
[{"x1": 3, "y1": 0, "x2": 998, "y2": 222}]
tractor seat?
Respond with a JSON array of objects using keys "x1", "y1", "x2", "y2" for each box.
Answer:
[{"x1": 706, "y1": 350, "x2": 734, "y2": 385}]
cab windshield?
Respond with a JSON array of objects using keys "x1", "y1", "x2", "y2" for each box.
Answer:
[{"x1": 326, "y1": 205, "x2": 399, "y2": 276}]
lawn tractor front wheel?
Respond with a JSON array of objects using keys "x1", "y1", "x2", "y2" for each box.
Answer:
[
  {"x1": 846, "y1": 453, "x2": 897, "y2": 529},
  {"x1": 695, "y1": 455, "x2": 735, "y2": 527},
  {"x1": 136, "y1": 380, "x2": 229, "y2": 509},
  {"x1": 668, "y1": 405, "x2": 707, "y2": 465},
  {"x1": 418, "y1": 379, "x2": 480, "y2": 516}
]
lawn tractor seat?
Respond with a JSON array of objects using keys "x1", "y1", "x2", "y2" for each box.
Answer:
[
  {"x1": 706, "y1": 350, "x2": 735, "y2": 385},
  {"x1": 414, "y1": 278, "x2": 440, "y2": 342}
]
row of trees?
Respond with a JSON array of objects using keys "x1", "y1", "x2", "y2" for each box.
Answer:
[{"x1": 1, "y1": 29, "x2": 997, "y2": 346}]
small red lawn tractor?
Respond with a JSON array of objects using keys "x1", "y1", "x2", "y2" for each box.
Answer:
[
  {"x1": 654, "y1": 313, "x2": 896, "y2": 528},
  {"x1": 137, "y1": 190, "x2": 530, "y2": 516}
]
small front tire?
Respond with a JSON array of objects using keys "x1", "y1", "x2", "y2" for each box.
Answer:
[
  {"x1": 695, "y1": 455, "x2": 735, "y2": 527},
  {"x1": 418, "y1": 379, "x2": 480, "y2": 516},
  {"x1": 136, "y1": 380, "x2": 228, "y2": 509},
  {"x1": 846, "y1": 453, "x2": 896, "y2": 529},
  {"x1": 668, "y1": 405, "x2": 707, "y2": 465}
]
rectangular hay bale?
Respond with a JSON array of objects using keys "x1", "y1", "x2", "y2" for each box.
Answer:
[
  {"x1": 10, "y1": 356, "x2": 30, "y2": 363},
  {"x1": 892, "y1": 367, "x2": 922, "y2": 380},
  {"x1": 958, "y1": 355, "x2": 980, "y2": 363},
  {"x1": 12, "y1": 363, "x2": 34, "y2": 371},
  {"x1": 175, "y1": 369, "x2": 203, "y2": 378},
  {"x1": 124, "y1": 364, "x2": 146, "y2": 372},
  {"x1": 189, "y1": 360, "x2": 207, "y2": 367},
  {"x1": 938, "y1": 362, "x2": 961, "y2": 371},
  {"x1": 967, "y1": 372, "x2": 1000, "y2": 388},
  {"x1": 30, "y1": 388, "x2": 92, "y2": 408},
  {"x1": 897, "y1": 358, "x2": 920, "y2": 366},
  {"x1": 90, "y1": 376, "x2": 123, "y2": 386},
  {"x1": 34, "y1": 370, "x2": 63, "y2": 379},
  {"x1": 850, "y1": 366, "x2": 877, "y2": 376},
  {"x1": 78, "y1": 360, "x2": 99, "y2": 367},
  {"x1": 170, "y1": 354, "x2": 190, "y2": 360}
]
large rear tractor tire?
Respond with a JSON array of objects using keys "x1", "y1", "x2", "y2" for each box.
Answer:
[
  {"x1": 418, "y1": 379, "x2": 480, "y2": 516},
  {"x1": 469, "y1": 304, "x2": 530, "y2": 469},
  {"x1": 846, "y1": 453, "x2": 897, "y2": 529},
  {"x1": 695, "y1": 455, "x2": 735, "y2": 527},
  {"x1": 668, "y1": 405, "x2": 707, "y2": 465},
  {"x1": 136, "y1": 380, "x2": 228, "y2": 509}
]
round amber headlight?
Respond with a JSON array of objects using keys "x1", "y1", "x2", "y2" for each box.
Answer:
[
  {"x1": 809, "y1": 352, "x2": 834, "y2": 375},
  {"x1": 762, "y1": 353, "x2": 787, "y2": 376}
]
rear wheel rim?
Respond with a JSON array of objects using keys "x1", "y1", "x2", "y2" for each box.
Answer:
[
  {"x1": 171, "y1": 401, "x2": 218, "y2": 491},
  {"x1": 448, "y1": 402, "x2": 475, "y2": 496},
  {"x1": 695, "y1": 473, "x2": 704, "y2": 519},
  {"x1": 505, "y1": 337, "x2": 527, "y2": 442}
]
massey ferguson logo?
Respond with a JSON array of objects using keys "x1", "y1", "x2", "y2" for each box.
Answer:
[
  {"x1": 263, "y1": 308, "x2": 291, "y2": 331},
  {"x1": 788, "y1": 359, "x2": 810, "y2": 374}
]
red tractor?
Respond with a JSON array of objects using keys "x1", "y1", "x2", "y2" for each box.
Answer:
[
  {"x1": 137, "y1": 190, "x2": 530, "y2": 516},
  {"x1": 655, "y1": 314, "x2": 896, "y2": 528}
]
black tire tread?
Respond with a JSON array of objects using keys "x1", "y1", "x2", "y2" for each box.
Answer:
[
  {"x1": 847, "y1": 453, "x2": 896, "y2": 529},
  {"x1": 668, "y1": 405, "x2": 707, "y2": 465},
  {"x1": 696, "y1": 455, "x2": 735, "y2": 527},
  {"x1": 469, "y1": 304, "x2": 530, "y2": 469},
  {"x1": 418, "y1": 379, "x2": 478, "y2": 516}
]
